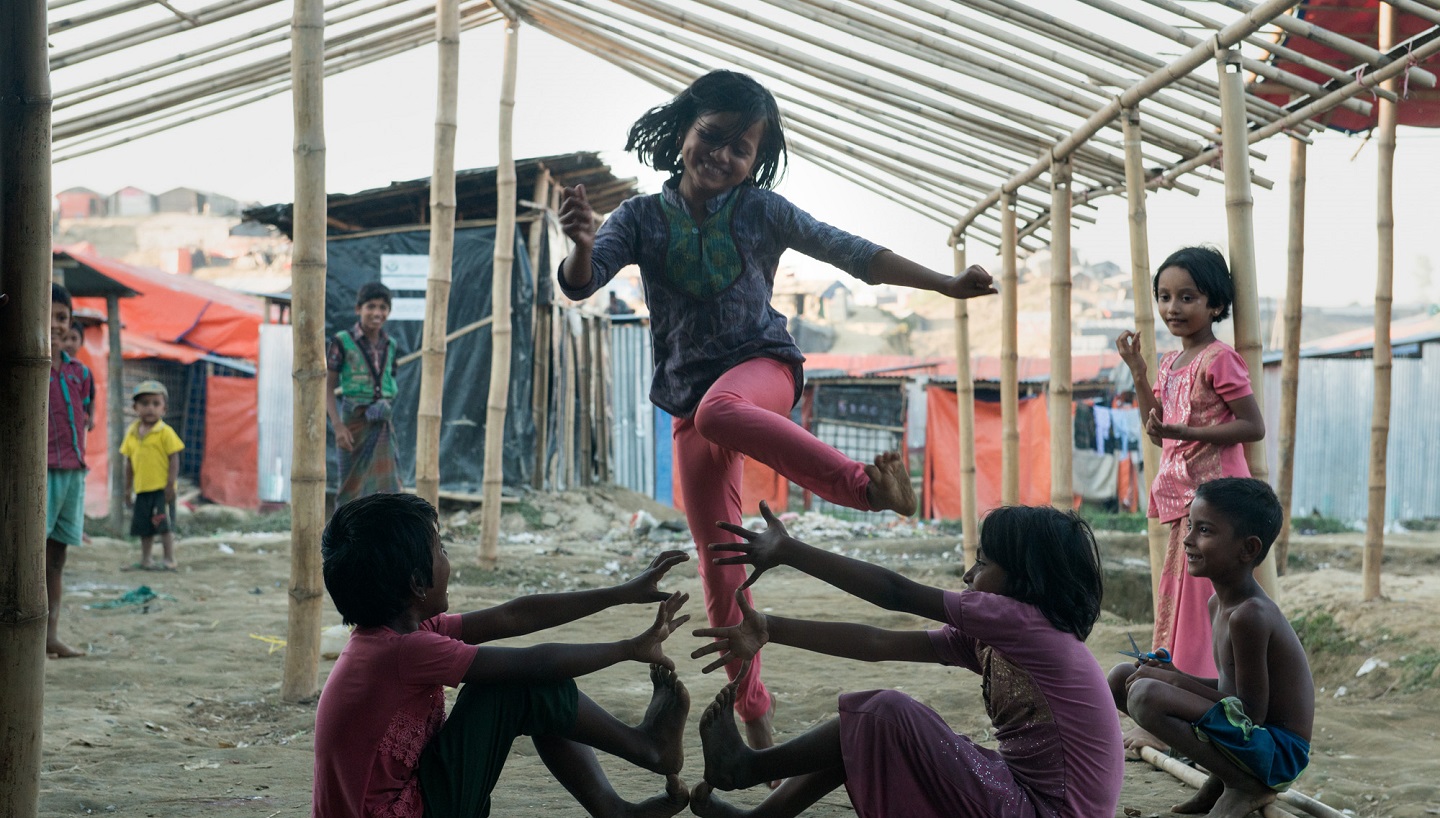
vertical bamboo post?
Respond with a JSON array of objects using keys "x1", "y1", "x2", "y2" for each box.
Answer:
[
  {"x1": 1123, "y1": 106, "x2": 1167, "y2": 608},
  {"x1": 1000, "y1": 191, "x2": 1020, "y2": 505},
  {"x1": 953, "y1": 241, "x2": 980, "y2": 565},
  {"x1": 527, "y1": 171, "x2": 551, "y2": 490},
  {"x1": 1274, "y1": 138, "x2": 1307, "y2": 574},
  {"x1": 1049, "y1": 156, "x2": 1073, "y2": 510},
  {"x1": 479, "y1": 19, "x2": 519, "y2": 567},
  {"x1": 415, "y1": 0, "x2": 460, "y2": 508},
  {"x1": 106, "y1": 295, "x2": 126, "y2": 534},
  {"x1": 0, "y1": 0, "x2": 52, "y2": 809},
  {"x1": 1364, "y1": 6, "x2": 1398, "y2": 602},
  {"x1": 578, "y1": 316, "x2": 594, "y2": 486},
  {"x1": 1217, "y1": 48, "x2": 1278, "y2": 599},
  {"x1": 283, "y1": 0, "x2": 327, "y2": 703}
]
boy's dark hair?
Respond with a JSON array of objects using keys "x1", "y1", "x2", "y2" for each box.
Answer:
[
  {"x1": 625, "y1": 69, "x2": 788, "y2": 190},
  {"x1": 322, "y1": 493, "x2": 438, "y2": 627},
  {"x1": 355, "y1": 281, "x2": 392, "y2": 308},
  {"x1": 52, "y1": 282, "x2": 73, "y2": 311},
  {"x1": 978, "y1": 506, "x2": 1104, "y2": 640},
  {"x1": 1155, "y1": 245, "x2": 1233, "y2": 323},
  {"x1": 1193, "y1": 477, "x2": 1284, "y2": 566},
  {"x1": 70, "y1": 321, "x2": 86, "y2": 337}
]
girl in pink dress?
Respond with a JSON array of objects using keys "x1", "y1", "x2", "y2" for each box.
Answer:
[
  {"x1": 1115, "y1": 246, "x2": 1265, "y2": 679},
  {"x1": 686, "y1": 502, "x2": 1123, "y2": 818}
]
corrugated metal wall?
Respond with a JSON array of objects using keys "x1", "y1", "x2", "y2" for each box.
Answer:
[
  {"x1": 257, "y1": 324, "x2": 293, "y2": 503},
  {"x1": 608, "y1": 319, "x2": 655, "y2": 498},
  {"x1": 1265, "y1": 342, "x2": 1440, "y2": 524}
]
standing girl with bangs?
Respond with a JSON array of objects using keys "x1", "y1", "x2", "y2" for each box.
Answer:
[
  {"x1": 1115, "y1": 246, "x2": 1265, "y2": 687},
  {"x1": 685, "y1": 502, "x2": 1123, "y2": 818},
  {"x1": 558, "y1": 69, "x2": 997, "y2": 752}
]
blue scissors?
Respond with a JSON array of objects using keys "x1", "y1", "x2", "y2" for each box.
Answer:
[{"x1": 1120, "y1": 632, "x2": 1172, "y2": 665}]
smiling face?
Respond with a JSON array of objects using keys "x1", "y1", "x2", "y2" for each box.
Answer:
[
  {"x1": 62, "y1": 326, "x2": 84, "y2": 357},
  {"x1": 678, "y1": 112, "x2": 764, "y2": 203},
  {"x1": 1182, "y1": 497, "x2": 1258, "y2": 581},
  {"x1": 961, "y1": 548, "x2": 1010, "y2": 596},
  {"x1": 1155, "y1": 265, "x2": 1220, "y2": 343},
  {"x1": 51, "y1": 301, "x2": 72, "y2": 351},
  {"x1": 356, "y1": 297, "x2": 391, "y2": 334}
]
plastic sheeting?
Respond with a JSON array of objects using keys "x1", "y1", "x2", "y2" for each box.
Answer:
[
  {"x1": 324, "y1": 225, "x2": 535, "y2": 493},
  {"x1": 923, "y1": 387, "x2": 1052, "y2": 519},
  {"x1": 201, "y1": 375, "x2": 259, "y2": 508}
]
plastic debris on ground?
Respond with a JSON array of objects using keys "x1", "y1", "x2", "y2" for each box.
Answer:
[{"x1": 84, "y1": 585, "x2": 177, "y2": 610}]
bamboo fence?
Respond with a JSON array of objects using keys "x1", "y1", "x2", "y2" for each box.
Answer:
[
  {"x1": 1049, "y1": 157, "x2": 1074, "y2": 510},
  {"x1": 1275, "y1": 138, "x2": 1306, "y2": 573}
]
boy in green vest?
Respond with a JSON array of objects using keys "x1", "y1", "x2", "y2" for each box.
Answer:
[{"x1": 326, "y1": 281, "x2": 403, "y2": 508}]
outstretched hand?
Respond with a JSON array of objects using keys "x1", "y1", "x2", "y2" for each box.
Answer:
[
  {"x1": 558, "y1": 184, "x2": 595, "y2": 247},
  {"x1": 691, "y1": 589, "x2": 769, "y2": 674},
  {"x1": 941, "y1": 264, "x2": 998, "y2": 300},
  {"x1": 711, "y1": 500, "x2": 792, "y2": 591},
  {"x1": 615, "y1": 549, "x2": 690, "y2": 604},
  {"x1": 631, "y1": 591, "x2": 690, "y2": 670}
]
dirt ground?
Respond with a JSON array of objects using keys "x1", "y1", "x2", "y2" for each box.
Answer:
[{"x1": 36, "y1": 487, "x2": 1440, "y2": 817}]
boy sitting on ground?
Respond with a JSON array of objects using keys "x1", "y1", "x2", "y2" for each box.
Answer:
[
  {"x1": 312, "y1": 493, "x2": 693, "y2": 818},
  {"x1": 1109, "y1": 477, "x2": 1313, "y2": 817}
]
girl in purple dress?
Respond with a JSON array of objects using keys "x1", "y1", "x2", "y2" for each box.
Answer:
[{"x1": 688, "y1": 503, "x2": 1123, "y2": 818}]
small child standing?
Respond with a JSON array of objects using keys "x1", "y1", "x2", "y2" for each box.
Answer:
[
  {"x1": 313, "y1": 493, "x2": 694, "y2": 818},
  {"x1": 46, "y1": 283, "x2": 93, "y2": 658},
  {"x1": 1109, "y1": 478, "x2": 1312, "y2": 818},
  {"x1": 326, "y1": 281, "x2": 403, "y2": 507},
  {"x1": 1114, "y1": 246, "x2": 1264, "y2": 680},
  {"x1": 687, "y1": 502, "x2": 1123, "y2": 818},
  {"x1": 121, "y1": 380, "x2": 184, "y2": 571}
]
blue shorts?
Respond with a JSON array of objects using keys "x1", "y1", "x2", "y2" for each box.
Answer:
[
  {"x1": 1192, "y1": 696, "x2": 1309, "y2": 791},
  {"x1": 46, "y1": 469, "x2": 87, "y2": 546}
]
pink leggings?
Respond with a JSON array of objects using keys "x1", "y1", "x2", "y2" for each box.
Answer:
[{"x1": 674, "y1": 357, "x2": 872, "y2": 721}]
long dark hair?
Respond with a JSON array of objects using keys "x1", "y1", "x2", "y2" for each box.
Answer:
[
  {"x1": 624, "y1": 69, "x2": 788, "y2": 189},
  {"x1": 1154, "y1": 245, "x2": 1233, "y2": 323},
  {"x1": 978, "y1": 506, "x2": 1104, "y2": 640},
  {"x1": 322, "y1": 493, "x2": 439, "y2": 627}
]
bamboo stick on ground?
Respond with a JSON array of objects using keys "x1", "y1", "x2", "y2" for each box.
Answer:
[
  {"x1": 1275, "y1": 139, "x2": 1306, "y2": 574},
  {"x1": 954, "y1": 242, "x2": 980, "y2": 566},
  {"x1": 1049, "y1": 156, "x2": 1074, "y2": 510},
  {"x1": 1137, "y1": 747, "x2": 1344, "y2": 818}
]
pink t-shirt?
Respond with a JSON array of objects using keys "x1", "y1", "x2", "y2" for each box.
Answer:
[
  {"x1": 1149, "y1": 341, "x2": 1253, "y2": 524},
  {"x1": 312, "y1": 614, "x2": 478, "y2": 818}
]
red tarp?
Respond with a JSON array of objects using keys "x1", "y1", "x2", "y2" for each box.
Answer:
[
  {"x1": 1254, "y1": 0, "x2": 1440, "y2": 131},
  {"x1": 923, "y1": 386, "x2": 1052, "y2": 520},
  {"x1": 201, "y1": 376, "x2": 259, "y2": 509}
]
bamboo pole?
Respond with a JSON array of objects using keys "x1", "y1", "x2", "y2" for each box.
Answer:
[
  {"x1": 1274, "y1": 138, "x2": 1306, "y2": 575},
  {"x1": 48, "y1": 0, "x2": 152, "y2": 35},
  {"x1": 0, "y1": 0, "x2": 52, "y2": 810},
  {"x1": 953, "y1": 242, "x2": 980, "y2": 565},
  {"x1": 49, "y1": 0, "x2": 284, "y2": 69},
  {"x1": 1000, "y1": 192, "x2": 1020, "y2": 505},
  {"x1": 1123, "y1": 107, "x2": 1167, "y2": 609},
  {"x1": 479, "y1": 19, "x2": 519, "y2": 567},
  {"x1": 1137, "y1": 747, "x2": 1345, "y2": 818},
  {"x1": 1217, "y1": 47, "x2": 1279, "y2": 600},
  {"x1": 1364, "y1": 5, "x2": 1399, "y2": 602},
  {"x1": 106, "y1": 295, "x2": 125, "y2": 534},
  {"x1": 532, "y1": 183, "x2": 559, "y2": 490},
  {"x1": 1049, "y1": 156, "x2": 1073, "y2": 510},
  {"x1": 578, "y1": 316, "x2": 595, "y2": 486},
  {"x1": 283, "y1": 0, "x2": 327, "y2": 704},
  {"x1": 415, "y1": 0, "x2": 460, "y2": 507}
]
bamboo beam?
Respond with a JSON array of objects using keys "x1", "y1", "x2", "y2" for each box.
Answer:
[
  {"x1": 106, "y1": 296, "x2": 125, "y2": 534},
  {"x1": 1000, "y1": 192, "x2": 1020, "y2": 506},
  {"x1": 283, "y1": 0, "x2": 327, "y2": 704},
  {"x1": 527, "y1": 170, "x2": 551, "y2": 491},
  {"x1": 48, "y1": 0, "x2": 153, "y2": 35},
  {"x1": 1275, "y1": 138, "x2": 1306, "y2": 575},
  {"x1": 953, "y1": 242, "x2": 980, "y2": 565},
  {"x1": 480, "y1": 19, "x2": 519, "y2": 567},
  {"x1": 1123, "y1": 107, "x2": 1167, "y2": 611},
  {"x1": 1049, "y1": 156, "x2": 1074, "y2": 510},
  {"x1": 0, "y1": 0, "x2": 52, "y2": 810},
  {"x1": 1217, "y1": 47, "x2": 1279, "y2": 600},
  {"x1": 1364, "y1": 5, "x2": 1399, "y2": 602},
  {"x1": 415, "y1": 0, "x2": 460, "y2": 507},
  {"x1": 49, "y1": 0, "x2": 284, "y2": 70}
]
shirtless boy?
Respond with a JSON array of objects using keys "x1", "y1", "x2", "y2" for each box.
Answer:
[{"x1": 1110, "y1": 477, "x2": 1313, "y2": 817}]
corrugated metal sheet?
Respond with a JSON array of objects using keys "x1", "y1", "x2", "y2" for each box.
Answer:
[
  {"x1": 1265, "y1": 342, "x2": 1440, "y2": 524},
  {"x1": 608, "y1": 319, "x2": 655, "y2": 498},
  {"x1": 257, "y1": 324, "x2": 293, "y2": 503}
]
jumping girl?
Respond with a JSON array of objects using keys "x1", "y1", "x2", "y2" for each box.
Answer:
[
  {"x1": 558, "y1": 69, "x2": 996, "y2": 751},
  {"x1": 686, "y1": 501, "x2": 1123, "y2": 817}
]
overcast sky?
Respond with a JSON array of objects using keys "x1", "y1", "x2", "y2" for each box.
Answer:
[{"x1": 50, "y1": 18, "x2": 1440, "y2": 309}]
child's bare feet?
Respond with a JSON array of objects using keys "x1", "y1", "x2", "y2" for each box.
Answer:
[
  {"x1": 1123, "y1": 724, "x2": 1168, "y2": 759},
  {"x1": 689, "y1": 781, "x2": 747, "y2": 818},
  {"x1": 641, "y1": 664, "x2": 691, "y2": 775},
  {"x1": 1171, "y1": 773, "x2": 1222, "y2": 814},
  {"x1": 621, "y1": 774, "x2": 689, "y2": 818},
  {"x1": 46, "y1": 639, "x2": 86, "y2": 659},
  {"x1": 1207, "y1": 783, "x2": 1276, "y2": 818},
  {"x1": 700, "y1": 683, "x2": 757, "y2": 791},
  {"x1": 864, "y1": 451, "x2": 916, "y2": 516}
]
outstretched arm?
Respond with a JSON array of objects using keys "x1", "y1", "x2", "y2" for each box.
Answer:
[
  {"x1": 866, "y1": 251, "x2": 997, "y2": 300},
  {"x1": 459, "y1": 551, "x2": 689, "y2": 644}
]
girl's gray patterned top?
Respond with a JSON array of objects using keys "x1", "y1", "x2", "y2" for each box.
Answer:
[{"x1": 558, "y1": 179, "x2": 884, "y2": 418}]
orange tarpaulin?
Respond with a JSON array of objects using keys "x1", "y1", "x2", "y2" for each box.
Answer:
[
  {"x1": 200, "y1": 376, "x2": 259, "y2": 509},
  {"x1": 923, "y1": 386, "x2": 1051, "y2": 520}
]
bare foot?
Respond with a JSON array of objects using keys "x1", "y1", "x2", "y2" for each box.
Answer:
[
  {"x1": 1123, "y1": 725, "x2": 1168, "y2": 759},
  {"x1": 1172, "y1": 773, "x2": 1222, "y2": 814},
  {"x1": 742, "y1": 697, "x2": 780, "y2": 789},
  {"x1": 1208, "y1": 784, "x2": 1276, "y2": 818},
  {"x1": 863, "y1": 451, "x2": 916, "y2": 516},
  {"x1": 621, "y1": 774, "x2": 689, "y2": 818},
  {"x1": 699, "y1": 683, "x2": 757, "y2": 791},
  {"x1": 640, "y1": 664, "x2": 691, "y2": 775},
  {"x1": 46, "y1": 639, "x2": 86, "y2": 659},
  {"x1": 689, "y1": 781, "x2": 746, "y2": 818}
]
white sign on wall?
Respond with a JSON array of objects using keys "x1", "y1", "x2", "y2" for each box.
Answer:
[{"x1": 380, "y1": 254, "x2": 428, "y2": 321}]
